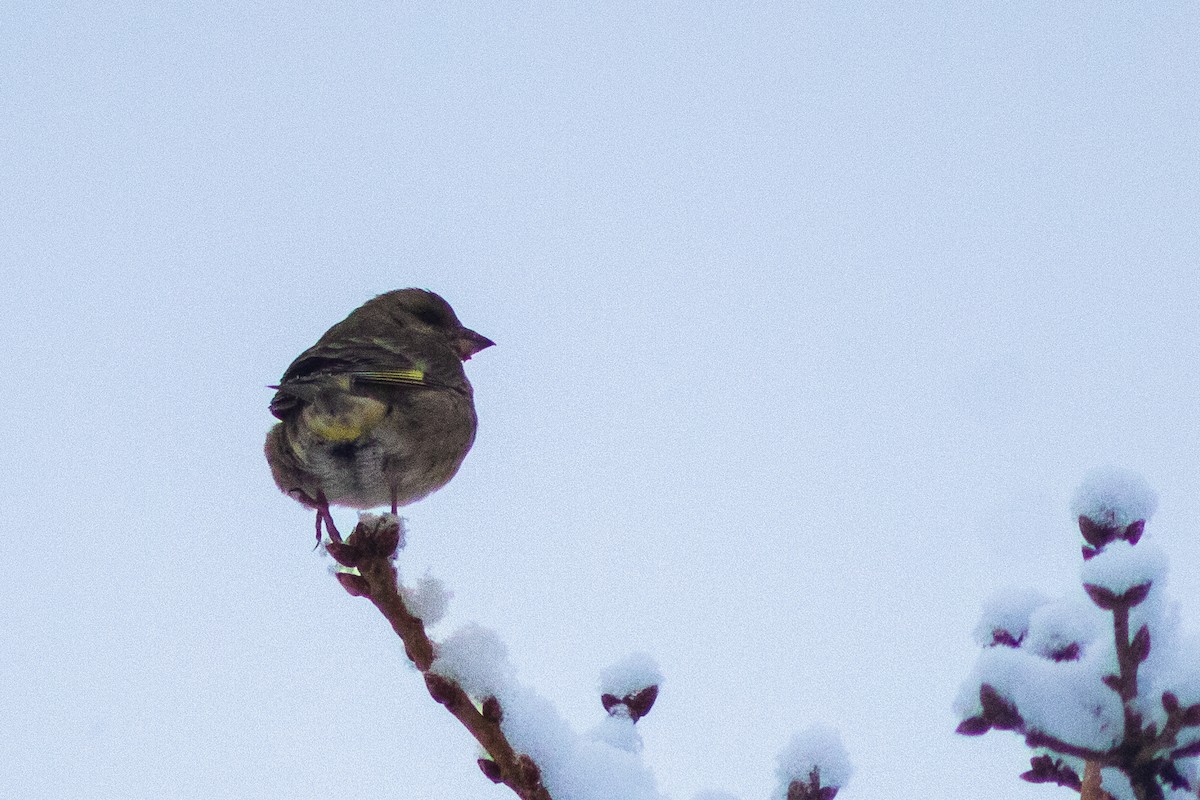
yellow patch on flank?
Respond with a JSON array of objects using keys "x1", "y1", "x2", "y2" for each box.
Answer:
[{"x1": 305, "y1": 400, "x2": 388, "y2": 442}]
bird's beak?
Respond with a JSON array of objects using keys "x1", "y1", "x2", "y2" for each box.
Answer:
[{"x1": 455, "y1": 328, "x2": 495, "y2": 361}]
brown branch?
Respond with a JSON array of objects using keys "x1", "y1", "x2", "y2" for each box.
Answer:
[
  {"x1": 1080, "y1": 761, "x2": 1112, "y2": 800},
  {"x1": 1110, "y1": 603, "x2": 1144, "y2": 742},
  {"x1": 329, "y1": 517, "x2": 552, "y2": 800},
  {"x1": 357, "y1": 557, "x2": 436, "y2": 670}
]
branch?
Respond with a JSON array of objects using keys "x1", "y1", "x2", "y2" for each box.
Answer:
[
  {"x1": 1024, "y1": 729, "x2": 1115, "y2": 766},
  {"x1": 1080, "y1": 761, "x2": 1112, "y2": 800},
  {"x1": 1108, "y1": 602, "x2": 1144, "y2": 740},
  {"x1": 328, "y1": 515, "x2": 552, "y2": 800}
]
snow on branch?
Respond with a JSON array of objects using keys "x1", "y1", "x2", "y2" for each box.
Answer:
[
  {"x1": 958, "y1": 469, "x2": 1200, "y2": 800},
  {"x1": 320, "y1": 513, "x2": 848, "y2": 800}
]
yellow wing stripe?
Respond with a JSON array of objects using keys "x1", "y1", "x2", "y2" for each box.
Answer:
[{"x1": 352, "y1": 369, "x2": 426, "y2": 386}]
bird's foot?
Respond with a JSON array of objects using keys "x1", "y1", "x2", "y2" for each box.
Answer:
[{"x1": 315, "y1": 494, "x2": 343, "y2": 544}]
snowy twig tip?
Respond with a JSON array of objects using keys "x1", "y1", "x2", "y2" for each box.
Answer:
[
  {"x1": 598, "y1": 652, "x2": 663, "y2": 722},
  {"x1": 1071, "y1": 467, "x2": 1157, "y2": 531},
  {"x1": 775, "y1": 725, "x2": 852, "y2": 800}
]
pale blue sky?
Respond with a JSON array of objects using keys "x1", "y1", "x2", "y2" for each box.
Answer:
[{"x1": 3, "y1": 3, "x2": 1200, "y2": 799}]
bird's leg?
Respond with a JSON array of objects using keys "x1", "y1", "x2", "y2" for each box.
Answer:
[
  {"x1": 315, "y1": 491, "x2": 343, "y2": 544},
  {"x1": 321, "y1": 507, "x2": 342, "y2": 543},
  {"x1": 390, "y1": 486, "x2": 399, "y2": 516}
]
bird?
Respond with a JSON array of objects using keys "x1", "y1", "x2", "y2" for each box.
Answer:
[{"x1": 265, "y1": 289, "x2": 493, "y2": 542}]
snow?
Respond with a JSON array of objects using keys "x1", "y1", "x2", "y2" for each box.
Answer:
[
  {"x1": 1126, "y1": 578, "x2": 1182, "y2": 728},
  {"x1": 1153, "y1": 635, "x2": 1200, "y2": 707},
  {"x1": 429, "y1": 630, "x2": 666, "y2": 799},
  {"x1": 401, "y1": 572, "x2": 452, "y2": 626},
  {"x1": 598, "y1": 652, "x2": 664, "y2": 697},
  {"x1": 956, "y1": 644, "x2": 1124, "y2": 751},
  {"x1": 1025, "y1": 598, "x2": 1105, "y2": 661},
  {"x1": 1100, "y1": 767, "x2": 1135, "y2": 800},
  {"x1": 496, "y1": 683, "x2": 579, "y2": 768},
  {"x1": 1071, "y1": 467, "x2": 1159, "y2": 528},
  {"x1": 428, "y1": 467, "x2": 1185, "y2": 799},
  {"x1": 957, "y1": 471, "x2": 1200, "y2": 799},
  {"x1": 589, "y1": 713, "x2": 644, "y2": 753},
  {"x1": 428, "y1": 623, "x2": 516, "y2": 700},
  {"x1": 552, "y1": 737, "x2": 664, "y2": 800},
  {"x1": 1079, "y1": 539, "x2": 1167, "y2": 596},
  {"x1": 772, "y1": 724, "x2": 853, "y2": 797},
  {"x1": 496, "y1": 684, "x2": 665, "y2": 800},
  {"x1": 973, "y1": 588, "x2": 1050, "y2": 647}
]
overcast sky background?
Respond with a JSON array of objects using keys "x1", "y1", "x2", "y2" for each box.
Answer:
[{"x1": 4, "y1": 2, "x2": 1200, "y2": 799}]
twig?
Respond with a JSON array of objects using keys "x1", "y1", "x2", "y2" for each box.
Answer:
[
  {"x1": 329, "y1": 517, "x2": 552, "y2": 800},
  {"x1": 1080, "y1": 761, "x2": 1106, "y2": 800},
  {"x1": 1023, "y1": 730, "x2": 1113, "y2": 766}
]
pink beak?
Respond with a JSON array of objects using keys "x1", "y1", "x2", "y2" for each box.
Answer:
[{"x1": 455, "y1": 328, "x2": 495, "y2": 361}]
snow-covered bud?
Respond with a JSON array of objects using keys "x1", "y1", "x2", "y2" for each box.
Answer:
[
  {"x1": 1024, "y1": 599, "x2": 1102, "y2": 663},
  {"x1": 1072, "y1": 468, "x2": 1157, "y2": 556},
  {"x1": 601, "y1": 686, "x2": 659, "y2": 723},
  {"x1": 1083, "y1": 583, "x2": 1151, "y2": 611},
  {"x1": 973, "y1": 589, "x2": 1048, "y2": 649},
  {"x1": 773, "y1": 725, "x2": 852, "y2": 800},
  {"x1": 1080, "y1": 540, "x2": 1166, "y2": 609},
  {"x1": 599, "y1": 653, "x2": 663, "y2": 723}
]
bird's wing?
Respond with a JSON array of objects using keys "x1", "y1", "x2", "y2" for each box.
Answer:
[
  {"x1": 279, "y1": 335, "x2": 422, "y2": 382},
  {"x1": 270, "y1": 337, "x2": 436, "y2": 419}
]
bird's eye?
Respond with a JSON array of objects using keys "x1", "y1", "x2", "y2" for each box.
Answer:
[{"x1": 414, "y1": 308, "x2": 448, "y2": 327}]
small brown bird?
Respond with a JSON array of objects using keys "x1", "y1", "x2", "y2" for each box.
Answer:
[{"x1": 265, "y1": 289, "x2": 493, "y2": 542}]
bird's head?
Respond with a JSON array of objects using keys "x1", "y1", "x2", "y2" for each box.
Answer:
[{"x1": 384, "y1": 288, "x2": 495, "y2": 361}]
